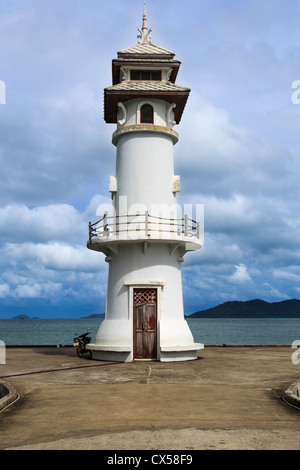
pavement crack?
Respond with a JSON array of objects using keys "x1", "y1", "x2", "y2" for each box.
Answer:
[{"x1": 147, "y1": 365, "x2": 152, "y2": 384}]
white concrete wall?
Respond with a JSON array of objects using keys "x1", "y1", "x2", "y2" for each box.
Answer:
[
  {"x1": 105, "y1": 244, "x2": 183, "y2": 320},
  {"x1": 117, "y1": 98, "x2": 175, "y2": 129},
  {"x1": 94, "y1": 243, "x2": 196, "y2": 354},
  {"x1": 115, "y1": 131, "x2": 177, "y2": 217}
]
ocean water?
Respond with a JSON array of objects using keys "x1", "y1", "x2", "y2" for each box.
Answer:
[{"x1": 0, "y1": 317, "x2": 300, "y2": 346}]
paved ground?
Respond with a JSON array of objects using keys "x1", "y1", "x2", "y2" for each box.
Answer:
[{"x1": 0, "y1": 346, "x2": 300, "y2": 450}]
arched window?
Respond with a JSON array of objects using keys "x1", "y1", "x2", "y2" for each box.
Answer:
[{"x1": 140, "y1": 104, "x2": 153, "y2": 124}]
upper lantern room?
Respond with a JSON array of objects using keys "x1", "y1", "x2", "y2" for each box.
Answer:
[
  {"x1": 111, "y1": 36, "x2": 180, "y2": 85},
  {"x1": 104, "y1": 7, "x2": 190, "y2": 125}
]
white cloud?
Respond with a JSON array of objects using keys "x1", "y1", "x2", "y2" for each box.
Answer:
[
  {"x1": 261, "y1": 282, "x2": 289, "y2": 300},
  {"x1": 14, "y1": 283, "x2": 53, "y2": 299},
  {"x1": 0, "y1": 203, "x2": 86, "y2": 243},
  {"x1": 178, "y1": 91, "x2": 293, "y2": 202},
  {"x1": 85, "y1": 194, "x2": 114, "y2": 219},
  {"x1": 272, "y1": 269, "x2": 300, "y2": 282},
  {"x1": 229, "y1": 264, "x2": 252, "y2": 284},
  {"x1": 0, "y1": 284, "x2": 10, "y2": 299},
  {"x1": 0, "y1": 239, "x2": 108, "y2": 307},
  {"x1": 4, "y1": 242, "x2": 104, "y2": 272}
]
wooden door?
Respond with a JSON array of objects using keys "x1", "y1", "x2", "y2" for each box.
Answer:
[{"x1": 133, "y1": 288, "x2": 157, "y2": 359}]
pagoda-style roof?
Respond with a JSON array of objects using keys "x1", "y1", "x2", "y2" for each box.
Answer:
[
  {"x1": 117, "y1": 42, "x2": 175, "y2": 60},
  {"x1": 104, "y1": 81, "x2": 190, "y2": 124},
  {"x1": 106, "y1": 81, "x2": 189, "y2": 93},
  {"x1": 104, "y1": 6, "x2": 190, "y2": 124}
]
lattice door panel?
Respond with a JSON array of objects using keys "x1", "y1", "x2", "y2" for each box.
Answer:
[{"x1": 133, "y1": 288, "x2": 157, "y2": 305}]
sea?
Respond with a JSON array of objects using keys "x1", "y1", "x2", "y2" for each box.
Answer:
[{"x1": 0, "y1": 317, "x2": 300, "y2": 346}]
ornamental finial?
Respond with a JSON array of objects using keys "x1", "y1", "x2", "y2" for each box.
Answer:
[{"x1": 137, "y1": 3, "x2": 152, "y2": 44}]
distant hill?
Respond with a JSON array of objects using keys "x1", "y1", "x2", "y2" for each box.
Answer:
[
  {"x1": 189, "y1": 299, "x2": 300, "y2": 318},
  {"x1": 12, "y1": 314, "x2": 31, "y2": 319},
  {"x1": 80, "y1": 313, "x2": 105, "y2": 319}
]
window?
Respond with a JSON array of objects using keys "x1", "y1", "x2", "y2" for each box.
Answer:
[
  {"x1": 140, "y1": 104, "x2": 153, "y2": 124},
  {"x1": 131, "y1": 70, "x2": 161, "y2": 81}
]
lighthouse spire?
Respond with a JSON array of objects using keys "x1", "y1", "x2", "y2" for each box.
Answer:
[{"x1": 138, "y1": 3, "x2": 152, "y2": 44}]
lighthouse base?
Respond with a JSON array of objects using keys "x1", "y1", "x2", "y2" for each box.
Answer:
[
  {"x1": 86, "y1": 344, "x2": 132, "y2": 362},
  {"x1": 159, "y1": 344, "x2": 204, "y2": 362},
  {"x1": 86, "y1": 243, "x2": 204, "y2": 362},
  {"x1": 87, "y1": 316, "x2": 204, "y2": 363},
  {"x1": 87, "y1": 343, "x2": 204, "y2": 363}
]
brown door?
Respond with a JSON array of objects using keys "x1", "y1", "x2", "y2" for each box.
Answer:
[{"x1": 133, "y1": 288, "x2": 157, "y2": 359}]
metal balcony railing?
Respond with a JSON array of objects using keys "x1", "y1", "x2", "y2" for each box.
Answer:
[{"x1": 88, "y1": 212, "x2": 200, "y2": 243}]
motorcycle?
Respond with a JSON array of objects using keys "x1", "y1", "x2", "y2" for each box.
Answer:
[{"x1": 73, "y1": 330, "x2": 92, "y2": 358}]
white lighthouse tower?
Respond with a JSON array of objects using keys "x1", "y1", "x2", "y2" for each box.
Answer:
[{"x1": 87, "y1": 8, "x2": 204, "y2": 362}]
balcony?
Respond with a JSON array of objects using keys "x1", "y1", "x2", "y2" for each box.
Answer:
[{"x1": 87, "y1": 212, "x2": 202, "y2": 251}]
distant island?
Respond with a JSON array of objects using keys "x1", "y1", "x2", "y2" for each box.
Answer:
[
  {"x1": 9, "y1": 314, "x2": 105, "y2": 319},
  {"x1": 7, "y1": 300, "x2": 299, "y2": 320},
  {"x1": 189, "y1": 299, "x2": 300, "y2": 318},
  {"x1": 12, "y1": 315, "x2": 38, "y2": 319},
  {"x1": 80, "y1": 313, "x2": 105, "y2": 319}
]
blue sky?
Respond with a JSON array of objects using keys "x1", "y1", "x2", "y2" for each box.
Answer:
[{"x1": 0, "y1": 0, "x2": 300, "y2": 318}]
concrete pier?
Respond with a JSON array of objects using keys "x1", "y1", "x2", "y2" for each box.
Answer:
[{"x1": 0, "y1": 345, "x2": 300, "y2": 450}]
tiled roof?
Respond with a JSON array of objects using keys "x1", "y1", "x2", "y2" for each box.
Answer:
[
  {"x1": 105, "y1": 80, "x2": 190, "y2": 93},
  {"x1": 104, "y1": 80, "x2": 190, "y2": 124},
  {"x1": 115, "y1": 58, "x2": 177, "y2": 63},
  {"x1": 118, "y1": 42, "x2": 175, "y2": 58}
]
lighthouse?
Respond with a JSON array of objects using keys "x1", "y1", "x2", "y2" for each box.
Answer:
[{"x1": 87, "y1": 7, "x2": 204, "y2": 362}]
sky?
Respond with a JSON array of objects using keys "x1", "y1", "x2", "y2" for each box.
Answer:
[{"x1": 0, "y1": 0, "x2": 300, "y2": 318}]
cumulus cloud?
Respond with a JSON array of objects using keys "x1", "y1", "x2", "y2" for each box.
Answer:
[
  {"x1": 178, "y1": 93, "x2": 294, "y2": 201},
  {"x1": 4, "y1": 242, "x2": 104, "y2": 272},
  {"x1": 0, "y1": 195, "x2": 108, "y2": 314},
  {"x1": 0, "y1": 284, "x2": 10, "y2": 299},
  {"x1": 14, "y1": 282, "x2": 62, "y2": 299},
  {"x1": 0, "y1": 203, "x2": 85, "y2": 243},
  {"x1": 229, "y1": 264, "x2": 252, "y2": 284}
]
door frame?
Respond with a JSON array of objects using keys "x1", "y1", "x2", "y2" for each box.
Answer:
[
  {"x1": 133, "y1": 287, "x2": 157, "y2": 359},
  {"x1": 126, "y1": 282, "x2": 164, "y2": 361}
]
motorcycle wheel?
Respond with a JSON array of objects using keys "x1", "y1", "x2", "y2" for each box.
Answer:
[{"x1": 76, "y1": 347, "x2": 84, "y2": 358}]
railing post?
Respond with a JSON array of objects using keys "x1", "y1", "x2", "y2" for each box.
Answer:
[
  {"x1": 145, "y1": 210, "x2": 149, "y2": 236},
  {"x1": 184, "y1": 214, "x2": 189, "y2": 236},
  {"x1": 89, "y1": 221, "x2": 92, "y2": 242},
  {"x1": 103, "y1": 213, "x2": 108, "y2": 235}
]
